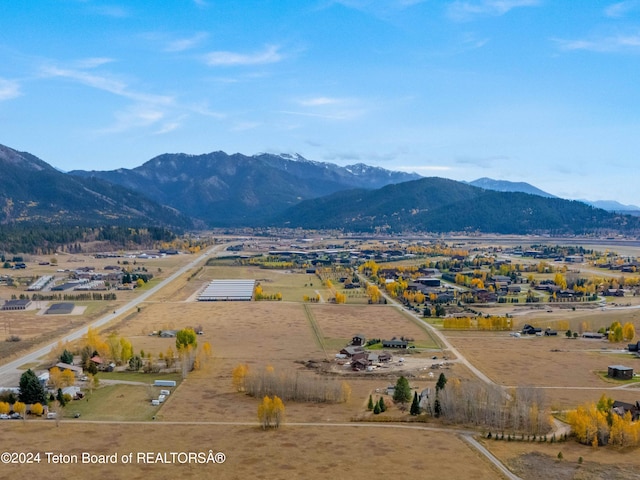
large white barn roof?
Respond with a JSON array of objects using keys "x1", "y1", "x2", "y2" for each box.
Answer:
[{"x1": 198, "y1": 279, "x2": 256, "y2": 301}]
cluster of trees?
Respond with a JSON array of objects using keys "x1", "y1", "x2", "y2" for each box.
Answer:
[
  {"x1": 567, "y1": 395, "x2": 640, "y2": 447},
  {"x1": 254, "y1": 285, "x2": 283, "y2": 301},
  {"x1": 257, "y1": 395, "x2": 285, "y2": 429},
  {"x1": 29, "y1": 292, "x2": 118, "y2": 301},
  {"x1": 0, "y1": 225, "x2": 178, "y2": 254},
  {"x1": 442, "y1": 316, "x2": 512, "y2": 331},
  {"x1": 234, "y1": 364, "x2": 351, "y2": 404},
  {"x1": 368, "y1": 395, "x2": 387, "y2": 414},
  {"x1": 302, "y1": 294, "x2": 321, "y2": 302},
  {"x1": 607, "y1": 321, "x2": 635, "y2": 342},
  {"x1": 434, "y1": 380, "x2": 551, "y2": 435}
]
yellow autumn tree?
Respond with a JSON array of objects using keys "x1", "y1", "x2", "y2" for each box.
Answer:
[
  {"x1": 30, "y1": 403, "x2": 44, "y2": 416},
  {"x1": 366, "y1": 285, "x2": 381, "y2": 303},
  {"x1": 0, "y1": 402, "x2": 10, "y2": 414},
  {"x1": 258, "y1": 395, "x2": 285, "y2": 429},
  {"x1": 622, "y1": 322, "x2": 636, "y2": 342},
  {"x1": 61, "y1": 369, "x2": 75, "y2": 387},
  {"x1": 13, "y1": 401, "x2": 26, "y2": 418},
  {"x1": 232, "y1": 364, "x2": 249, "y2": 392}
]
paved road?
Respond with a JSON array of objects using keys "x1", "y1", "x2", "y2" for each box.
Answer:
[{"x1": 0, "y1": 245, "x2": 221, "y2": 387}]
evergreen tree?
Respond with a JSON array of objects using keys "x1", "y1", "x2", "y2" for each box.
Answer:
[
  {"x1": 436, "y1": 373, "x2": 447, "y2": 393},
  {"x1": 393, "y1": 376, "x2": 412, "y2": 404},
  {"x1": 410, "y1": 391, "x2": 421, "y2": 416},
  {"x1": 57, "y1": 388, "x2": 66, "y2": 407},
  {"x1": 60, "y1": 349, "x2": 73, "y2": 365},
  {"x1": 434, "y1": 398, "x2": 442, "y2": 418},
  {"x1": 18, "y1": 369, "x2": 47, "y2": 405},
  {"x1": 378, "y1": 397, "x2": 386, "y2": 412},
  {"x1": 367, "y1": 394, "x2": 374, "y2": 411},
  {"x1": 373, "y1": 402, "x2": 381, "y2": 415}
]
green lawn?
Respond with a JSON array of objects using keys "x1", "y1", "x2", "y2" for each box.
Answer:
[
  {"x1": 61, "y1": 384, "x2": 162, "y2": 421},
  {"x1": 96, "y1": 371, "x2": 181, "y2": 383}
]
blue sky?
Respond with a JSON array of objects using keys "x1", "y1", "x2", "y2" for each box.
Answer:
[{"x1": 2, "y1": 1, "x2": 640, "y2": 205}]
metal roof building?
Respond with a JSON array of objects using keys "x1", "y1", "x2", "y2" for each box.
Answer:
[
  {"x1": 198, "y1": 279, "x2": 256, "y2": 301},
  {"x1": 45, "y1": 302, "x2": 75, "y2": 315}
]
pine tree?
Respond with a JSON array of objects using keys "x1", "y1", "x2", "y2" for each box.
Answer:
[
  {"x1": 367, "y1": 394, "x2": 374, "y2": 411},
  {"x1": 378, "y1": 397, "x2": 386, "y2": 412},
  {"x1": 19, "y1": 369, "x2": 47, "y2": 405},
  {"x1": 434, "y1": 398, "x2": 442, "y2": 418},
  {"x1": 410, "y1": 391, "x2": 421, "y2": 415},
  {"x1": 393, "y1": 376, "x2": 412, "y2": 404},
  {"x1": 436, "y1": 372, "x2": 447, "y2": 393}
]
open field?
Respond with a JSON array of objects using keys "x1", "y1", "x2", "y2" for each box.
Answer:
[
  {"x1": 0, "y1": 422, "x2": 500, "y2": 480},
  {"x1": 485, "y1": 438, "x2": 640, "y2": 480},
  {"x1": 442, "y1": 330, "x2": 640, "y2": 407},
  {"x1": 309, "y1": 304, "x2": 440, "y2": 351}
]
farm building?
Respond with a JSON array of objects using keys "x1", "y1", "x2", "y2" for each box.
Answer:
[
  {"x1": 2, "y1": 299, "x2": 31, "y2": 311},
  {"x1": 45, "y1": 303, "x2": 75, "y2": 315},
  {"x1": 351, "y1": 334, "x2": 366, "y2": 347},
  {"x1": 382, "y1": 339, "x2": 408, "y2": 349},
  {"x1": 198, "y1": 279, "x2": 256, "y2": 301},
  {"x1": 608, "y1": 365, "x2": 634, "y2": 380}
]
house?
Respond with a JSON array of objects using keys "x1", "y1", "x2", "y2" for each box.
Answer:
[
  {"x1": 522, "y1": 324, "x2": 542, "y2": 335},
  {"x1": 608, "y1": 365, "x2": 634, "y2": 380},
  {"x1": 382, "y1": 339, "x2": 408, "y2": 349},
  {"x1": 160, "y1": 330, "x2": 178, "y2": 338},
  {"x1": 583, "y1": 332, "x2": 605, "y2": 339},
  {"x1": 544, "y1": 329, "x2": 558, "y2": 336},
  {"x1": 52, "y1": 363, "x2": 83, "y2": 377},
  {"x1": 340, "y1": 346, "x2": 364, "y2": 357},
  {"x1": 351, "y1": 334, "x2": 366, "y2": 347},
  {"x1": 612, "y1": 400, "x2": 640, "y2": 421}
]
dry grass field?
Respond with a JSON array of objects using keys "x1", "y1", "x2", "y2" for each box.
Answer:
[
  {"x1": 0, "y1": 422, "x2": 501, "y2": 480},
  {"x1": 485, "y1": 438, "x2": 640, "y2": 480}
]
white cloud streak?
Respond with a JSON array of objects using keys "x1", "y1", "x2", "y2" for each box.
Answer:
[
  {"x1": 203, "y1": 45, "x2": 283, "y2": 66},
  {"x1": 605, "y1": 1, "x2": 640, "y2": 18},
  {"x1": 555, "y1": 33, "x2": 640, "y2": 53},
  {"x1": 447, "y1": 0, "x2": 540, "y2": 21},
  {"x1": 40, "y1": 65, "x2": 174, "y2": 105},
  {"x1": 165, "y1": 32, "x2": 209, "y2": 52},
  {"x1": 0, "y1": 78, "x2": 21, "y2": 101}
]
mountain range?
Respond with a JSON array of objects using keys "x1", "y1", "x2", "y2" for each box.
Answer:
[{"x1": 2, "y1": 142, "x2": 640, "y2": 235}]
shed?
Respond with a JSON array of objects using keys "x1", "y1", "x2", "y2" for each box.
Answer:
[
  {"x1": 608, "y1": 365, "x2": 634, "y2": 380},
  {"x1": 45, "y1": 302, "x2": 75, "y2": 315},
  {"x1": 2, "y1": 299, "x2": 31, "y2": 311},
  {"x1": 351, "y1": 334, "x2": 366, "y2": 347}
]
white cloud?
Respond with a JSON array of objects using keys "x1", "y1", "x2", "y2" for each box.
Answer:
[
  {"x1": 447, "y1": 0, "x2": 540, "y2": 21},
  {"x1": 165, "y1": 32, "x2": 209, "y2": 52},
  {"x1": 153, "y1": 120, "x2": 184, "y2": 135},
  {"x1": 41, "y1": 65, "x2": 174, "y2": 106},
  {"x1": 203, "y1": 45, "x2": 284, "y2": 66},
  {"x1": 298, "y1": 97, "x2": 343, "y2": 106},
  {"x1": 554, "y1": 33, "x2": 640, "y2": 53},
  {"x1": 74, "y1": 57, "x2": 115, "y2": 69},
  {"x1": 605, "y1": 1, "x2": 640, "y2": 18},
  {"x1": 0, "y1": 78, "x2": 21, "y2": 101},
  {"x1": 99, "y1": 105, "x2": 165, "y2": 134}
]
